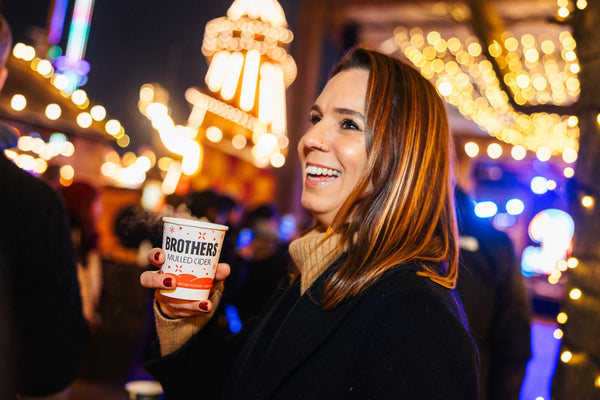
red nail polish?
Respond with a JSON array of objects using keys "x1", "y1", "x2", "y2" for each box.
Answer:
[
  {"x1": 164, "y1": 277, "x2": 173, "y2": 288},
  {"x1": 154, "y1": 252, "x2": 161, "y2": 261},
  {"x1": 198, "y1": 302, "x2": 209, "y2": 312}
]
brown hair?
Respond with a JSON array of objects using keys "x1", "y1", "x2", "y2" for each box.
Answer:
[{"x1": 320, "y1": 48, "x2": 458, "y2": 309}]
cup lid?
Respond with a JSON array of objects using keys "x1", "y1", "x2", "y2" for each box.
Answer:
[{"x1": 162, "y1": 216, "x2": 228, "y2": 231}]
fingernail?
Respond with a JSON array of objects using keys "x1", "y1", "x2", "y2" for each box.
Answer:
[
  {"x1": 198, "y1": 302, "x2": 209, "y2": 312},
  {"x1": 164, "y1": 277, "x2": 173, "y2": 288},
  {"x1": 154, "y1": 252, "x2": 161, "y2": 261}
]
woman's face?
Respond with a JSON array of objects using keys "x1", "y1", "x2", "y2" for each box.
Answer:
[{"x1": 298, "y1": 68, "x2": 369, "y2": 227}]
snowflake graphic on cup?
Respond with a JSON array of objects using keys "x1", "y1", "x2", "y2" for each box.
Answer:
[{"x1": 160, "y1": 217, "x2": 228, "y2": 301}]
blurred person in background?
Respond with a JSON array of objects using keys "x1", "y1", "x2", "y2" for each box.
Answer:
[
  {"x1": 454, "y1": 142, "x2": 532, "y2": 400},
  {"x1": 0, "y1": 14, "x2": 89, "y2": 399},
  {"x1": 226, "y1": 203, "x2": 291, "y2": 324},
  {"x1": 60, "y1": 181, "x2": 103, "y2": 330}
]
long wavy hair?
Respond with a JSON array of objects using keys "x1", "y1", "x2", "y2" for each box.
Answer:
[{"x1": 319, "y1": 48, "x2": 458, "y2": 309}]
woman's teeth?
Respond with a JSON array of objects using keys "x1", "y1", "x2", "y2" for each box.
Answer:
[{"x1": 306, "y1": 165, "x2": 341, "y2": 177}]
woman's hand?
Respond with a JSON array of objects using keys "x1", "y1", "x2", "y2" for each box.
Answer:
[{"x1": 140, "y1": 248, "x2": 231, "y2": 319}]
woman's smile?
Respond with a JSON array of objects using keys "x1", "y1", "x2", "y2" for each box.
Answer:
[{"x1": 298, "y1": 68, "x2": 370, "y2": 227}]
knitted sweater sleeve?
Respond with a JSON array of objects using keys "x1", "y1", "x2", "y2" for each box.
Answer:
[{"x1": 153, "y1": 282, "x2": 224, "y2": 355}]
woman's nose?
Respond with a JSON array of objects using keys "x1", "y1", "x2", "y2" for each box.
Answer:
[{"x1": 301, "y1": 126, "x2": 328, "y2": 152}]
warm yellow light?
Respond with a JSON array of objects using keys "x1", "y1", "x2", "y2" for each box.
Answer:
[
  {"x1": 563, "y1": 167, "x2": 575, "y2": 178},
  {"x1": 548, "y1": 275, "x2": 560, "y2": 285},
  {"x1": 560, "y1": 351, "x2": 572, "y2": 363},
  {"x1": 206, "y1": 51, "x2": 230, "y2": 92},
  {"x1": 36, "y1": 59, "x2": 53, "y2": 77},
  {"x1": 536, "y1": 147, "x2": 551, "y2": 162},
  {"x1": 558, "y1": 7, "x2": 570, "y2": 18},
  {"x1": 438, "y1": 81, "x2": 452, "y2": 96},
  {"x1": 569, "y1": 288, "x2": 582, "y2": 300},
  {"x1": 140, "y1": 84, "x2": 155, "y2": 102},
  {"x1": 596, "y1": 113, "x2": 600, "y2": 125},
  {"x1": 60, "y1": 165, "x2": 75, "y2": 180},
  {"x1": 595, "y1": 375, "x2": 600, "y2": 388},
  {"x1": 232, "y1": 134, "x2": 247, "y2": 149},
  {"x1": 17, "y1": 136, "x2": 33, "y2": 152},
  {"x1": 10, "y1": 94, "x2": 26, "y2": 111},
  {"x1": 271, "y1": 65, "x2": 287, "y2": 135},
  {"x1": 161, "y1": 161, "x2": 182, "y2": 195},
  {"x1": 117, "y1": 135, "x2": 130, "y2": 148},
  {"x1": 270, "y1": 153, "x2": 285, "y2": 168},
  {"x1": 557, "y1": 0, "x2": 569, "y2": 8},
  {"x1": 487, "y1": 143, "x2": 502, "y2": 159},
  {"x1": 511, "y1": 145, "x2": 527, "y2": 160},
  {"x1": 33, "y1": 158, "x2": 48, "y2": 174},
  {"x1": 76, "y1": 112, "x2": 93, "y2": 128},
  {"x1": 105, "y1": 151, "x2": 120, "y2": 164},
  {"x1": 557, "y1": 312, "x2": 568, "y2": 324},
  {"x1": 205, "y1": 126, "x2": 223, "y2": 143},
  {"x1": 71, "y1": 89, "x2": 88, "y2": 106},
  {"x1": 567, "y1": 257, "x2": 579, "y2": 268},
  {"x1": 258, "y1": 62, "x2": 275, "y2": 125},
  {"x1": 135, "y1": 156, "x2": 152, "y2": 172},
  {"x1": 553, "y1": 329, "x2": 563, "y2": 340},
  {"x1": 467, "y1": 42, "x2": 482, "y2": 57},
  {"x1": 61, "y1": 142, "x2": 75, "y2": 157},
  {"x1": 157, "y1": 157, "x2": 173, "y2": 171},
  {"x1": 52, "y1": 74, "x2": 69, "y2": 91},
  {"x1": 105, "y1": 119, "x2": 122, "y2": 136},
  {"x1": 567, "y1": 115, "x2": 578, "y2": 127},
  {"x1": 562, "y1": 148, "x2": 577, "y2": 163},
  {"x1": 516, "y1": 74, "x2": 530, "y2": 89},
  {"x1": 240, "y1": 49, "x2": 260, "y2": 111},
  {"x1": 89, "y1": 105, "x2": 106, "y2": 121},
  {"x1": 220, "y1": 51, "x2": 244, "y2": 101},
  {"x1": 464, "y1": 142, "x2": 479, "y2": 158},
  {"x1": 100, "y1": 162, "x2": 118, "y2": 178},
  {"x1": 570, "y1": 63, "x2": 580, "y2": 74},
  {"x1": 45, "y1": 104, "x2": 61, "y2": 120},
  {"x1": 582, "y1": 196, "x2": 594, "y2": 208},
  {"x1": 576, "y1": 0, "x2": 587, "y2": 10}
]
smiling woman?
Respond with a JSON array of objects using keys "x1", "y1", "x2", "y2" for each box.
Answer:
[{"x1": 140, "y1": 48, "x2": 479, "y2": 399}]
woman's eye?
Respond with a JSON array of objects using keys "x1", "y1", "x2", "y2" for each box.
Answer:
[
  {"x1": 309, "y1": 114, "x2": 321, "y2": 125},
  {"x1": 341, "y1": 119, "x2": 360, "y2": 131}
]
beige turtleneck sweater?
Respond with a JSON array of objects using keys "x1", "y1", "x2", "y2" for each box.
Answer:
[{"x1": 154, "y1": 227, "x2": 346, "y2": 356}]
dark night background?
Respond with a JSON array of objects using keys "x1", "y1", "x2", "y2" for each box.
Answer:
[{"x1": 1, "y1": 0, "x2": 300, "y2": 151}]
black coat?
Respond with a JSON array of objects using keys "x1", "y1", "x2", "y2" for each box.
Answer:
[
  {"x1": 0, "y1": 153, "x2": 90, "y2": 397},
  {"x1": 146, "y1": 259, "x2": 479, "y2": 399}
]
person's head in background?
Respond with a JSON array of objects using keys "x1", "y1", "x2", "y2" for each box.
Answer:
[
  {"x1": 60, "y1": 181, "x2": 101, "y2": 262},
  {"x1": 298, "y1": 48, "x2": 458, "y2": 307}
]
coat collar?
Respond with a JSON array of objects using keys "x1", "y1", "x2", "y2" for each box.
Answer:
[{"x1": 244, "y1": 255, "x2": 362, "y2": 398}]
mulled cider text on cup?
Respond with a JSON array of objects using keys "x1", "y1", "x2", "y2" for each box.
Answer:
[{"x1": 160, "y1": 217, "x2": 228, "y2": 301}]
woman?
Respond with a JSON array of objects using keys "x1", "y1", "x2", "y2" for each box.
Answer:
[{"x1": 141, "y1": 48, "x2": 479, "y2": 399}]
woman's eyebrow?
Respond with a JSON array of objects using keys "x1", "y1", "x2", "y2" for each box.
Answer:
[{"x1": 334, "y1": 107, "x2": 365, "y2": 121}]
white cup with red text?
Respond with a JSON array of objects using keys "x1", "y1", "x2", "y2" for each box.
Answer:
[{"x1": 160, "y1": 217, "x2": 228, "y2": 301}]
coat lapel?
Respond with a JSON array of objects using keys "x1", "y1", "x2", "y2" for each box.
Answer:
[{"x1": 247, "y1": 261, "x2": 362, "y2": 398}]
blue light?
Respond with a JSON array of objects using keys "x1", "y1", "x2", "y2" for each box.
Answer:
[
  {"x1": 493, "y1": 213, "x2": 517, "y2": 228},
  {"x1": 506, "y1": 198, "x2": 525, "y2": 215},
  {"x1": 531, "y1": 176, "x2": 548, "y2": 194},
  {"x1": 474, "y1": 201, "x2": 498, "y2": 218},
  {"x1": 278, "y1": 214, "x2": 297, "y2": 241},
  {"x1": 224, "y1": 304, "x2": 242, "y2": 334},
  {"x1": 235, "y1": 228, "x2": 253, "y2": 249}
]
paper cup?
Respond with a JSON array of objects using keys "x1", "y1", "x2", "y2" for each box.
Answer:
[
  {"x1": 124, "y1": 380, "x2": 164, "y2": 400},
  {"x1": 160, "y1": 217, "x2": 228, "y2": 301}
]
